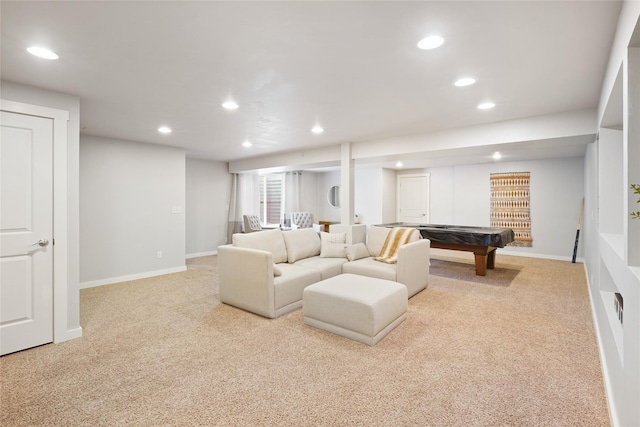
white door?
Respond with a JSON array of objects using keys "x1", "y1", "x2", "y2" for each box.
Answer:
[
  {"x1": 398, "y1": 174, "x2": 430, "y2": 224},
  {"x1": 1, "y1": 111, "x2": 54, "y2": 356}
]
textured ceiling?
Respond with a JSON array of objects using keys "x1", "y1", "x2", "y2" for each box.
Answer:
[{"x1": 1, "y1": 1, "x2": 622, "y2": 167}]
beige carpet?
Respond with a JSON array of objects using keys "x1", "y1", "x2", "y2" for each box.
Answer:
[{"x1": 1, "y1": 250, "x2": 609, "y2": 426}]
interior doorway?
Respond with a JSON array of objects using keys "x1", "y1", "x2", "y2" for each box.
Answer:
[
  {"x1": 1, "y1": 111, "x2": 54, "y2": 355},
  {"x1": 0, "y1": 99, "x2": 77, "y2": 354},
  {"x1": 397, "y1": 173, "x2": 430, "y2": 224}
]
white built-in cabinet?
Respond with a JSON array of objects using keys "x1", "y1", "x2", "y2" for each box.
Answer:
[{"x1": 588, "y1": 22, "x2": 640, "y2": 426}]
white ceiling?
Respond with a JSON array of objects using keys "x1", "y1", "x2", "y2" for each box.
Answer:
[{"x1": 1, "y1": 1, "x2": 622, "y2": 169}]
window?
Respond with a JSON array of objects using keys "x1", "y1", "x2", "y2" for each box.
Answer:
[{"x1": 259, "y1": 174, "x2": 283, "y2": 226}]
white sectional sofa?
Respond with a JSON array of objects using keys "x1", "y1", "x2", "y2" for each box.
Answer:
[{"x1": 217, "y1": 226, "x2": 430, "y2": 318}]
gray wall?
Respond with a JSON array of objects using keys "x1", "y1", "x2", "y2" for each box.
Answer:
[
  {"x1": 185, "y1": 158, "x2": 231, "y2": 257},
  {"x1": 80, "y1": 135, "x2": 186, "y2": 286}
]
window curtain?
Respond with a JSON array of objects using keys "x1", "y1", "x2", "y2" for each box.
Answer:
[
  {"x1": 283, "y1": 171, "x2": 303, "y2": 227},
  {"x1": 227, "y1": 173, "x2": 259, "y2": 243}
]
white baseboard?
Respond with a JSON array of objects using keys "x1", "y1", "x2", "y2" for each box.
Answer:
[
  {"x1": 80, "y1": 266, "x2": 187, "y2": 289},
  {"x1": 498, "y1": 249, "x2": 584, "y2": 263},
  {"x1": 54, "y1": 326, "x2": 83, "y2": 344},
  {"x1": 583, "y1": 263, "x2": 618, "y2": 427},
  {"x1": 186, "y1": 250, "x2": 217, "y2": 259}
]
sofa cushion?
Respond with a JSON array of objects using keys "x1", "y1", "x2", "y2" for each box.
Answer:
[
  {"x1": 366, "y1": 226, "x2": 391, "y2": 257},
  {"x1": 328, "y1": 224, "x2": 367, "y2": 244},
  {"x1": 273, "y1": 263, "x2": 322, "y2": 310},
  {"x1": 282, "y1": 228, "x2": 321, "y2": 263},
  {"x1": 294, "y1": 256, "x2": 347, "y2": 280},
  {"x1": 320, "y1": 232, "x2": 346, "y2": 243},
  {"x1": 232, "y1": 228, "x2": 288, "y2": 264},
  {"x1": 320, "y1": 231, "x2": 347, "y2": 258},
  {"x1": 321, "y1": 243, "x2": 347, "y2": 258},
  {"x1": 342, "y1": 257, "x2": 397, "y2": 282},
  {"x1": 346, "y1": 243, "x2": 370, "y2": 261},
  {"x1": 273, "y1": 264, "x2": 282, "y2": 276}
]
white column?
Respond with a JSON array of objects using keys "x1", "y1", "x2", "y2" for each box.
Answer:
[{"x1": 340, "y1": 142, "x2": 354, "y2": 225}]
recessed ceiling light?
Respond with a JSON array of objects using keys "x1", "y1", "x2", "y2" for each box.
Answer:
[
  {"x1": 27, "y1": 46, "x2": 59, "y2": 60},
  {"x1": 396, "y1": 161, "x2": 404, "y2": 168},
  {"x1": 311, "y1": 125, "x2": 324, "y2": 134},
  {"x1": 222, "y1": 101, "x2": 239, "y2": 110},
  {"x1": 417, "y1": 35, "x2": 444, "y2": 50},
  {"x1": 242, "y1": 140, "x2": 252, "y2": 148},
  {"x1": 454, "y1": 77, "x2": 477, "y2": 87},
  {"x1": 492, "y1": 152, "x2": 502, "y2": 160},
  {"x1": 477, "y1": 102, "x2": 496, "y2": 110},
  {"x1": 158, "y1": 126, "x2": 172, "y2": 134}
]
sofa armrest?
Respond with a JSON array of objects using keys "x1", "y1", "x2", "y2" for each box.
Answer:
[
  {"x1": 217, "y1": 245, "x2": 276, "y2": 318},
  {"x1": 396, "y1": 239, "x2": 430, "y2": 297}
]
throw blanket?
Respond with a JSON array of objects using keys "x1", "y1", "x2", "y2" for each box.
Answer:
[{"x1": 375, "y1": 227, "x2": 416, "y2": 264}]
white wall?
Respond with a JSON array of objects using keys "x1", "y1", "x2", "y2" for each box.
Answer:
[
  {"x1": 354, "y1": 168, "x2": 384, "y2": 225},
  {"x1": 301, "y1": 172, "x2": 319, "y2": 216},
  {"x1": 80, "y1": 136, "x2": 186, "y2": 286},
  {"x1": 316, "y1": 168, "x2": 393, "y2": 226},
  {"x1": 1, "y1": 80, "x2": 81, "y2": 339},
  {"x1": 598, "y1": 128, "x2": 624, "y2": 234},
  {"x1": 320, "y1": 156, "x2": 585, "y2": 261},
  {"x1": 428, "y1": 167, "x2": 455, "y2": 223},
  {"x1": 399, "y1": 156, "x2": 585, "y2": 260},
  {"x1": 186, "y1": 158, "x2": 231, "y2": 257},
  {"x1": 381, "y1": 168, "x2": 396, "y2": 223},
  {"x1": 316, "y1": 171, "x2": 341, "y2": 223}
]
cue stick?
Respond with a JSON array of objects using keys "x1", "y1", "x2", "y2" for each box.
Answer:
[{"x1": 572, "y1": 197, "x2": 584, "y2": 263}]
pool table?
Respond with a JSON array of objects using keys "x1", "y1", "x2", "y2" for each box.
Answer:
[{"x1": 375, "y1": 223, "x2": 515, "y2": 276}]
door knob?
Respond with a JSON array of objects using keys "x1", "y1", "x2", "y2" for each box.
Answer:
[{"x1": 37, "y1": 239, "x2": 49, "y2": 247}]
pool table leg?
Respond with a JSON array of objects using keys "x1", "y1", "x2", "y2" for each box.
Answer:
[
  {"x1": 473, "y1": 254, "x2": 488, "y2": 276},
  {"x1": 473, "y1": 248, "x2": 497, "y2": 276},
  {"x1": 487, "y1": 248, "x2": 496, "y2": 269}
]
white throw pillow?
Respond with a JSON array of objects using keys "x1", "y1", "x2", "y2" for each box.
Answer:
[
  {"x1": 319, "y1": 232, "x2": 347, "y2": 258},
  {"x1": 321, "y1": 242, "x2": 347, "y2": 258},
  {"x1": 282, "y1": 228, "x2": 321, "y2": 263},
  {"x1": 320, "y1": 232, "x2": 346, "y2": 244},
  {"x1": 346, "y1": 243, "x2": 370, "y2": 261}
]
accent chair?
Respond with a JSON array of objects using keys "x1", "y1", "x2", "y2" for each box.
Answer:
[
  {"x1": 243, "y1": 214, "x2": 262, "y2": 233},
  {"x1": 291, "y1": 212, "x2": 314, "y2": 229}
]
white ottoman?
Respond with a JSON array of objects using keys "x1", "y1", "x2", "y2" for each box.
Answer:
[{"x1": 303, "y1": 273, "x2": 408, "y2": 346}]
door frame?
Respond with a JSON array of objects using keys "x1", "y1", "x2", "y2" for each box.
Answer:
[
  {"x1": 1, "y1": 99, "x2": 77, "y2": 344},
  {"x1": 396, "y1": 173, "x2": 430, "y2": 223}
]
